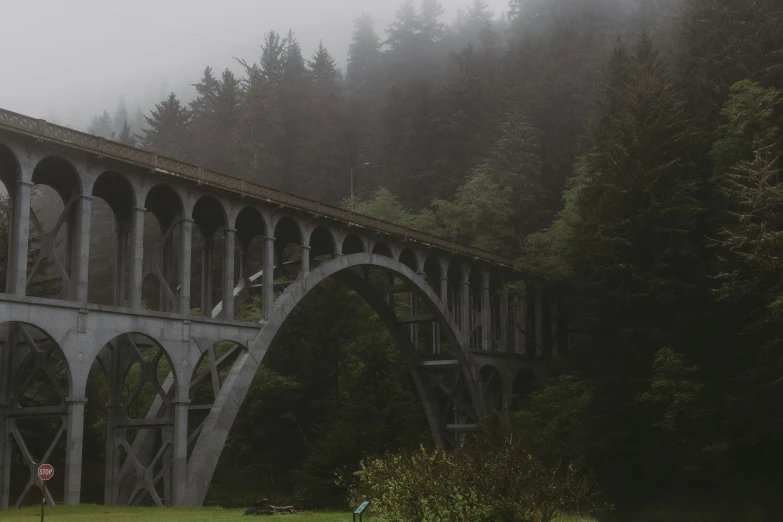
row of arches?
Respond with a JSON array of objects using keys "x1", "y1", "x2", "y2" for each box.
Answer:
[
  {"x1": 0, "y1": 320, "x2": 247, "y2": 508},
  {"x1": 0, "y1": 138, "x2": 528, "y2": 355}
]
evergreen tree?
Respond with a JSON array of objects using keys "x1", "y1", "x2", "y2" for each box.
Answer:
[
  {"x1": 112, "y1": 98, "x2": 130, "y2": 138},
  {"x1": 137, "y1": 92, "x2": 192, "y2": 159},
  {"x1": 234, "y1": 34, "x2": 285, "y2": 187},
  {"x1": 279, "y1": 30, "x2": 311, "y2": 195},
  {"x1": 521, "y1": 34, "x2": 708, "y2": 491},
  {"x1": 89, "y1": 110, "x2": 114, "y2": 139},
  {"x1": 301, "y1": 43, "x2": 347, "y2": 203},
  {"x1": 117, "y1": 119, "x2": 135, "y2": 147},
  {"x1": 346, "y1": 13, "x2": 382, "y2": 92}
]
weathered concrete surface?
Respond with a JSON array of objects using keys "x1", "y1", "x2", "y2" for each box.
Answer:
[{"x1": 0, "y1": 114, "x2": 558, "y2": 509}]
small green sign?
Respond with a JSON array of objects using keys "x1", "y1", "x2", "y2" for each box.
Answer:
[{"x1": 354, "y1": 501, "x2": 370, "y2": 514}]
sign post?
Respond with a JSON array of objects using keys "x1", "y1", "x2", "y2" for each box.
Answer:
[
  {"x1": 37, "y1": 464, "x2": 54, "y2": 522},
  {"x1": 353, "y1": 500, "x2": 370, "y2": 522}
]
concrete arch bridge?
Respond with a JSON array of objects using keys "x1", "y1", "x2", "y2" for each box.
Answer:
[{"x1": 0, "y1": 108, "x2": 564, "y2": 508}]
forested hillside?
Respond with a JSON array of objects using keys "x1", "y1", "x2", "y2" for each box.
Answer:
[{"x1": 15, "y1": 0, "x2": 783, "y2": 518}]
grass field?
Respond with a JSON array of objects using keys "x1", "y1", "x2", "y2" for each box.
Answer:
[
  {"x1": 1, "y1": 505, "x2": 347, "y2": 522},
  {"x1": 1, "y1": 505, "x2": 597, "y2": 521}
]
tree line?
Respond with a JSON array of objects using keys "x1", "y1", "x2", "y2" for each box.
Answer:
[{"x1": 72, "y1": 0, "x2": 783, "y2": 517}]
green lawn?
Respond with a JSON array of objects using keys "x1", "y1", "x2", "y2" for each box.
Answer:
[
  {"x1": 2, "y1": 505, "x2": 597, "y2": 521},
  {"x1": 1, "y1": 505, "x2": 348, "y2": 522}
]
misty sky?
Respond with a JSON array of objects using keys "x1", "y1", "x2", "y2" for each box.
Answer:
[{"x1": 0, "y1": 0, "x2": 509, "y2": 129}]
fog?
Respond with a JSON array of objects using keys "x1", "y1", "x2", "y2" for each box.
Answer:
[{"x1": 0, "y1": 0, "x2": 509, "y2": 128}]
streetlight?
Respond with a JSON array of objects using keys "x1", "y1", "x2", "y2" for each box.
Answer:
[{"x1": 350, "y1": 162, "x2": 371, "y2": 212}]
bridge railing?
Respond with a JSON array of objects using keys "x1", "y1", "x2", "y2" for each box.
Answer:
[{"x1": 0, "y1": 108, "x2": 511, "y2": 267}]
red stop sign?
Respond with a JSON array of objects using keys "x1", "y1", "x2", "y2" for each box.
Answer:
[{"x1": 37, "y1": 464, "x2": 54, "y2": 481}]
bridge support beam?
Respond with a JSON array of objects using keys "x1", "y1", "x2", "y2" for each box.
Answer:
[
  {"x1": 500, "y1": 281, "x2": 509, "y2": 352},
  {"x1": 514, "y1": 295, "x2": 527, "y2": 355},
  {"x1": 263, "y1": 236, "x2": 274, "y2": 319},
  {"x1": 0, "y1": 330, "x2": 10, "y2": 510},
  {"x1": 171, "y1": 399, "x2": 189, "y2": 506},
  {"x1": 129, "y1": 207, "x2": 145, "y2": 309},
  {"x1": 222, "y1": 229, "x2": 235, "y2": 320},
  {"x1": 72, "y1": 195, "x2": 93, "y2": 303},
  {"x1": 7, "y1": 180, "x2": 32, "y2": 296},
  {"x1": 481, "y1": 269, "x2": 491, "y2": 351},
  {"x1": 64, "y1": 398, "x2": 87, "y2": 504},
  {"x1": 201, "y1": 230, "x2": 214, "y2": 316},
  {"x1": 179, "y1": 218, "x2": 193, "y2": 314}
]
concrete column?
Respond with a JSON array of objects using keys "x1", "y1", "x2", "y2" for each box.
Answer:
[
  {"x1": 0, "y1": 417, "x2": 9, "y2": 510},
  {"x1": 7, "y1": 180, "x2": 32, "y2": 296},
  {"x1": 201, "y1": 229, "x2": 214, "y2": 317},
  {"x1": 409, "y1": 291, "x2": 419, "y2": 351},
  {"x1": 263, "y1": 236, "x2": 275, "y2": 320},
  {"x1": 300, "y1": 246, "x2": 311, "y2": 279},
  {"x1": 178, "y1": 218, "x2": 193, "y2": 315},
  {"x1": 0, "y1": 327, "x2": 10, "y2": 509},
  {"x1": 439, "y1": 276, "x2": 448, "y2": 305},
  {"x1": 481, "y1": 269, "x2": 491, "y2": 351},
  {"x1": 64, "y1": 397, "x2": 88, "y2": 505},
  {"x1": 113, "y1": 224, "x2": 130, "y2": 306},
  {"x1": 222, "y1": 228, "x2": 236, "y2": 320},
  {"x1": 535, "y1": 291, "x2": 544, "y2": 357},
  {"x1": 72, "y1": 195, "x2": 93, "y2": 303},
  {"x1": 171, "y1": 399, "x2": 189, "y2": 506},
  {"x1": 104, "y1": 354, "x2": 120, "y2": 505},
  {"x1": 514, "y1": 295, "x2": 527, "y2": 355},
  {"x1": 460, "y1": 268, "x2": 470, "y2": 335},
  {"x1": 550, "y1": 299, "x2": 558, "y2": 357},
  {"x1": 500, "y1": 285, "x2": 509, "y2": 352},
  {"x1": 128, "y1": 207, "x2": 145, "y2": 309}
]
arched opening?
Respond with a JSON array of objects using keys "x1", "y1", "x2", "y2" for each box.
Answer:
[
  {"x1": 142, "y1": 185, "x2": 183, "y2": 312},
  {"x1": 398, "y1": 248, "x2": 418, "y2": 273},
  {"x1": 0, "y1": 322, "x2": 70, "y2": 507},
  {"x1": 28, "y1": 156, "x2": 82, "y2": 299},
  {"x1": 309, "y1": 226, "x2": 336, "y2": 269},
  {"x1": 89, "y1": 171, "x2": 135, "y2": 306},
  {"x1": 192, "y1": 196, "x2": 227, "y2": 318},
  {"x1": 371, "y1": 241, "x2": 392, "y2": 258},
  {"x1": 82, "y1": 333, "x2": 177, "y2": 506},
  {"x1": 510, "y1": 368, "x2": 538, "y2": 411},
  {"x1": 203, "y1": 257, "x2": 481, "y2": 507},
  {"x1": 234, "y1": 207, "x2": 266, "y2": 318},
  {"x1": 273, "y1": 216, "x2": 303, "y2": 295},
  {"x1": 479, "y1": 365, "x2": 504, "y2": 413},
  {"x1": 341, "y1": 234, "x2": 365, "y2": 255}
]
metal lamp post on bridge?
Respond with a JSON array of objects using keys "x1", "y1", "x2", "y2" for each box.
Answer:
[{"x1": 350, "y1": 162, "x2": 371, "y2": 212}]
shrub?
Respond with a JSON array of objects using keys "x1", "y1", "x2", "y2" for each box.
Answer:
[{"x1": 349, "y1": 436, "x2": 604, "y2": 522}]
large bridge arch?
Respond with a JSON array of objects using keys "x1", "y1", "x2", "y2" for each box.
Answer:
[{"x1": 183, "y1": 253, "x2": 485, "y2": 505}]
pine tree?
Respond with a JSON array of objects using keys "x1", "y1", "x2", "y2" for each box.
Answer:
[
  {"x1": 234, "y1": 36, "x2": 284, "y2": 187},
  {"x1": 138, "y1": 92, "x2": 192, "y2": 159},
  {"x1": 419, "y1": 0, "x2": 445, "y2": 46},
  {"x1": 301, "y1": 42, "x2": 347, "y2": 203},
  {"x1": 346, "y1": 13, "x2": 382, "y2": 92},
  {"x1": 117, "y1": 119, "x2": 135, "y2": 147},
  {"x1": 386, "y1": 1, "x2": 420, "y2": 54},
  {"x1": 89, "y1": 110, "x2": 114, "y2": 139},
  {"x1": 112, "y1": 98, "x2": 130, "y2": 138},
  {"x1": 279, "y1": 30, "x2": 310, "y2": 195},
  {"x1": 308, "y1": 42, "x2": 341, "y2": 86}
]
